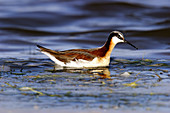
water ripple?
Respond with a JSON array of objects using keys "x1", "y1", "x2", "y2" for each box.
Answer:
[{"x1": 0, "y1": 0, "x2": 169, "y2": 58}]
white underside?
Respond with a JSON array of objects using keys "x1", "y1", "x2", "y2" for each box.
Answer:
[{"x1": 41, "y1": 52, "x2": 109, "y2": 68}]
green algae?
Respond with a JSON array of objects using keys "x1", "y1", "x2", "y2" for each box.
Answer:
[{"x1": 0, "y1": 58, "x2": 169, "y2": 110}]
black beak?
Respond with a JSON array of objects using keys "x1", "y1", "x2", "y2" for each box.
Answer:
[{"x1": 124, "y1": 39, "x2": 138, "y2": 50}]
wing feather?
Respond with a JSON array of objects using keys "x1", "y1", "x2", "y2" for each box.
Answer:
[{"x1": 37, "y1": 45, "x2": 95, "y2": 63}]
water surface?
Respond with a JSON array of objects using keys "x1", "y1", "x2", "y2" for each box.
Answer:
[{"x1": 0, "y1": 0, "x2": 170, "y2": 113}]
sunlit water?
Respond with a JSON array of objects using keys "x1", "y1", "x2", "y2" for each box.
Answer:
[{"x1": 0, "y1": 0, "x2": 170, "y2": 112}]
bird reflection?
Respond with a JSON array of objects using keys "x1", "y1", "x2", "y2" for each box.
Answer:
[{"x1": 53, "y1": 65, "x2": 111, "y2": 79}]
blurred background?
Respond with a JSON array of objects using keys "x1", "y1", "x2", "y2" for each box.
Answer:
[{"x1": 0, "y1": 0, "x2": 169, "y2": 59}]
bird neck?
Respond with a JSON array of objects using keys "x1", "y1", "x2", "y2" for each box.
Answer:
[{"x1": 101, "y1": 38, "x2": 116, "y2": 58}]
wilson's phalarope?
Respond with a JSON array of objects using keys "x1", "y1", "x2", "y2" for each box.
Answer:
[{"x1": 37, "y1": 31, "x2": 138, "y2": 68}]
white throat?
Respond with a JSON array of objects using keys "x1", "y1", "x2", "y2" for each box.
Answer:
[{"x1": 112, "y1": 36, "x2": 124, "y2": 45}]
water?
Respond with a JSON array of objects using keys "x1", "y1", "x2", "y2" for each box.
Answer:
[
  {"x1": 0, "y1": 0, "x2": 170, "y2": 113},
  {"x1": 0, "y1": 0, "x2": 169, "y2": 58}
]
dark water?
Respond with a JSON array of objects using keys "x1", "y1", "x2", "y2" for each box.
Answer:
[
  {"x1": 0, "y1": 0, "x2": 170, "y2": 113},
  {"x1": 0, "y1": 0, "x2": 170, "y2": 59}
]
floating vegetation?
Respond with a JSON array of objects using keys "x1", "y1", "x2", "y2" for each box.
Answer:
[
  {"x1": 19, "y1": 87, "x2": 44, "y2": 95},
  {"x1": 123, "y1": 79, "x2": 141, "y2": 88},
  {"x1": 0, "y1": 58, "x2": 169, "y2": 110},
  {"x1": 148, "y1": 63, "x2": 168, "y2": 67}
]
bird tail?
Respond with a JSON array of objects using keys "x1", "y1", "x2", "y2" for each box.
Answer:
[{"x1": 36, "y1": 45, "x2": 57, "y2": 53}]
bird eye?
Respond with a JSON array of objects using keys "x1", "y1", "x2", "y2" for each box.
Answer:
[{"x1": 117, "y1": 35, "x2": 122, "y2": 39}]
